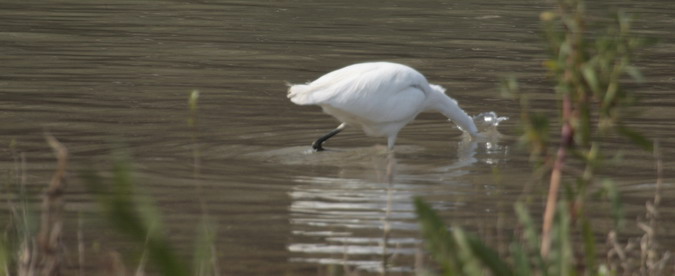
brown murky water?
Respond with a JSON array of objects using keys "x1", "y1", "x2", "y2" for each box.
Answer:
[{"x1": 2, "y1": 0, "x2": 674, "y2": 274}]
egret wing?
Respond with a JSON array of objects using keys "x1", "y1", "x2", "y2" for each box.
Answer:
[{"x1": 310, "y1": 63, "x2": 430, "y2": 121}]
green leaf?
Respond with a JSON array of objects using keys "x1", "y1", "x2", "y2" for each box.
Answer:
[
  {"x1": 602, "y1": 179, "x2": 625, "y2": 229},
  {"x1": 464, "y1": 231, "x2": 514, "y2": 276},
  {"x1": 551, "y1": 201, "x2": 573, "y2": 276},
  {"x1": 514, "y1": 203, "x2": 549, "y2": 275},
  {"x1": 581, "y1": 216, "x2": 597, "y2": 272},
  {"x1": 500, "y1": 76, "x2": 520, "y2": 99},
  {"x1": 543, "y1": 59, "x2": 558, "y2": 71},
  {"x1": 415, "y1": 198, "x2": 514, "y2": 276},
  {"x1": 514, "y1": 203, "x2": 540, "y2": 252},
  {"x1": 188, "y1": 90, "x2": 200, "y2": 128},
  {"x1": 511, "y1": 243, "x2": 533, "y2": 276},
  {"x1": 0, "y1": 238, "x2": 9, "y2": 276},
  {"x1": 582, "y1": 65, "x2": 601, "y2": 94},
  {"x1": 414, "y1": 198, "x2": 461, "y2": 275},
  {"x1": 452, "y1": 229, "x2": 484, "y2": 276},
  {"x1": 617, "y1": 125, "x2": 653, "y2": 151},
  {"x1": 188, "y1": 89, "x2": 200, "y2": 112},
  {"x1": 623, "y1": 65, "x2": 644, "y2": 82},
  {"x1": 193, "y1": 217, "x2": 217, "y2": 276},
  {"x1": 83, "y1": 155, "x2": 191, "y2": 276}
]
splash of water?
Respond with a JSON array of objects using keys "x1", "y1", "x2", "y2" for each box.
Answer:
[
  {"x1": 455, "y1": 111, "x2": 508, "y2": 135},
  {"x1": 472, "y1": 111, "x2": 508, "y2": 133}
]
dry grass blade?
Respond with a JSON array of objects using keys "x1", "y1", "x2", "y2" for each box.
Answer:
[
  {"x1": 641, "y1": 141, "x2": 670, "y2": 275},
  {"x1": 77, "y1": 215, "x2": 84, "y2": 276},
  {"x1": 29, "y1": 134, "x2": 69, "y2": 276},
  {"x1": 605, "y1": 141, "x2": 672, "y2": 275}
]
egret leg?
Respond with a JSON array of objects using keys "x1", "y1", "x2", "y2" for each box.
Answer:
[
  {"x1": 387, "y1": 135, "x2": 398, "y2": 150},
  {"x1": 312, "y1": 123, "x2": 346, "y2": 151}
]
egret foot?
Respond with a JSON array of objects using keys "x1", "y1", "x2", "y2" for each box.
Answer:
[{"x1": 312, "y1": 123, "x2": 346, "y2": 151}]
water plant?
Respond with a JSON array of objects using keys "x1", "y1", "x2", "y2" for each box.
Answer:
[
  {"x1": 83, "y1": 153, "x2": 191, "y2": 276},
  {"x1": 0, "y1": 135, "x2": 69, "y2": 276},
  {"x1": 415, "y1": 0, "x2": 667, "y2": 274},
  {"x1": 0, "y1": 91, "x2": 219, "y2": 276}
]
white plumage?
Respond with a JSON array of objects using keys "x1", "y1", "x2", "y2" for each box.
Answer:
[{"x1": 288, "y1": 62, "x2": 479, "y2": 150}]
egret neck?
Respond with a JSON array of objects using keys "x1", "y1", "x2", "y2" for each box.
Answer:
[{"x1": 429, "y1": 90, "x2": 479, "y2": 137}]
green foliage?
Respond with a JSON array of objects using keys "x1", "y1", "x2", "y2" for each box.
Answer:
[
  {"x1": 0, "y1": 238, "x2": 8, "y2": 276},
  {"x1": 541, "y1": 3, "x2": 652, "y2": 150},
  {"x1": 537, "y1": 2, "x2": 652, "y2": 267},
  {"x1": 617, "y1": 124, "x2": 653, "y2": 151},
  {"x1": 188, "y1": 89, "x2": 200, "y2": 128},
  {"x1": 518, "y1": 0, "x2": 653, "y2": 251},
  {"x1": 83, "y1": 154, "x2": 191, "y2": 276},
  {"x1": 414, "y1": 198, "x2": 513, "y2": 276},
  {"x1": 501, "y1": 76, "x2": 550, "y2": 163},
  {"x1": 1, "y1": 143, "x2": 40, "y2": 275},
  {"x1": 193, "y1": 218, "x2": 218, "y2": 276},
  {"x1": 84, "y1": 157, "x2": 181, "y2": 274},
  {"x1": 79, "y1": 91, "x2": 215, "y2": 276},
  {"x1": 416, "y1": 0, "x2": 659, "y2": 275},
  {"x1": 415, "y1": 197, "x2": 598, "y2": 276},
  {"x1": 600, "y1": 179, "x2": 624, "y2": 229},
  {"x1": 549, "y1": 201, "x2": 572, "y2": 276}
]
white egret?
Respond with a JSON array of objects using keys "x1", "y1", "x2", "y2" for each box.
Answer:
[{"x1": 287, "y1": 62, "x2": 480, "y2": 151}]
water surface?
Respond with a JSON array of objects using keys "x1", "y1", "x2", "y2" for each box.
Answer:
[{"x1": 1, "y1": 0, "x2": 674, "y2": 274}]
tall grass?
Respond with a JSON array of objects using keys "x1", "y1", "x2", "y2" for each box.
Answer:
[
  {"x1": 78, "y1": 90, "x2": 218, "y2": 276},
  {"x1": 415, "y1": 0, "x2": 668, "y2": 275},
  {"x1": 83, "y1": 154, "x2": 190, "y2": 276},
  {"x1": 0, "y1": 91, "x2": 219, "y2": 276},
  {"x1": 0, "y1": 135, "x2": 69, "y2": 276}
]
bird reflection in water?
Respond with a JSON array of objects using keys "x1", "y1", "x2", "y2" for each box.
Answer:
[{"x1": 287, "y1": 126, "x2": 508, "y2": 274}]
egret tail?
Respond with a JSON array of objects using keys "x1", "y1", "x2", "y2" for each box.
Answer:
[{"x1": 287, "y1": 84, "x2": 315, "y2": 105}]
